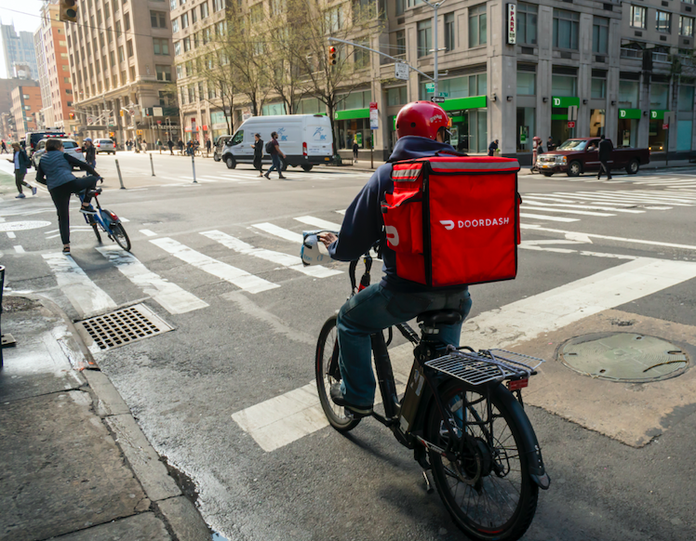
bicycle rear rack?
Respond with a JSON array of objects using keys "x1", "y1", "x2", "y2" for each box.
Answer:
[{"x1": 425, "y1": 348, "x2": 545, "y2": 386}]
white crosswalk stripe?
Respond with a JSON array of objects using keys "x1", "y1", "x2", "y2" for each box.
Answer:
[
  {"x1": 294, "y1": 215, "x2": 342, "y2": 230},
  {"x1": 96, "y1": 246, "x2": 209, "y2": 314},
  {"x1": 252, "y1": 223, "x2": 303, "y2": 243},
  {"x1": 43, "y1": 252, "x2": 118, "y2": 318},
  {"x1": 151, "y1": 237, "x2": 280, "y2": 294},
  {"x1": 201, "y1": 230, "x2": 341, "y2": 278}
]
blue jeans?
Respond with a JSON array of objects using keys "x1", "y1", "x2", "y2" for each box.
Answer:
[
  {"x1": 336, "y1": 284, "x2": 472, "y2": 407},
  {"x1": 266, "y1": 154, "x2": 283, "y2": 176}
]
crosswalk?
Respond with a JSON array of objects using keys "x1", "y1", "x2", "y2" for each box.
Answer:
[{"x1": 541, "y1": 171, "x2": 696, "y2": 188}]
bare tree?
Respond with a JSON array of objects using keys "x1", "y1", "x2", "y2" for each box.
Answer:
[{"x1": 195, "y1": 50, "x2": 238, "y2": 135}]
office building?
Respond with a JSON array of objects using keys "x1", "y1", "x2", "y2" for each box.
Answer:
[
  {"x1": 1, "y1": 20, "x2": 39, "y2": 80},
  {"x1": 11, "y1": 85, "x2": 42, "y2": 138},
  {"x1": 65, "y1": 0, "x2": 178, "y2": 144}
]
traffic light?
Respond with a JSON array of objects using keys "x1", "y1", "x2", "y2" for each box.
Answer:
[
  {"x1": 328, "y1": 46, "x2": 337, "y2": 66},
  {"x1": 69, "y1": 112, "x2": 75, "y2": 120},
  {"x1": 59, "y1": 0, "x2": 78, "y2": 23}
]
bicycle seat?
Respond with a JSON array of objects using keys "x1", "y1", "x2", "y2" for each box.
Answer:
[
  {"x1": 86, "y1": 187, "x2": 102, "y2": 196},
  {"x1": 417, "y1": 310, "x2": 462, "y2": 327}
]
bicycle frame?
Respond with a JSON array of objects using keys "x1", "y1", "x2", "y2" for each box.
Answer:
[{"x1": 80, "y1": 189, "x2": 122, "y2": 235}]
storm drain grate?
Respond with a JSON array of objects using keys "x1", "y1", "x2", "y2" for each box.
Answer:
[{"x1": 76, "y1": 303, "x2": 173, "y2": 351}]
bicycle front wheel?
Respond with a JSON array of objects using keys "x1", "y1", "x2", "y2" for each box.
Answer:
[
  {"x1": 91, "y1": 220, "x2": 102, "y2": 244},
  {"x1": 110, "y1": 222, "x2": 131, "y2": 251},
  {"x1": 315, "y1": 315, "x2": 360, "y2": 432},
  {"x1": 426, "y1": 380, "x2": 539, "y2": 541}
]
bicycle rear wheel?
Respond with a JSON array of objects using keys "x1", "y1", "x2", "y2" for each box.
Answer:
[
  {"x1": 315, "y1": 315, "x2": 361, "y2": 432},
  {"x1": 90, "y1": 218, "x2": 102, "y2": 244},
  {"x1": 110, "y1": 222, "x2": 131, "y2": 251},
  {"x1": 426, "y1": 380, "x2": 538, "y2": 541}
]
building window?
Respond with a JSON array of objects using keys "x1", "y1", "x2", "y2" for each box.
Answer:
[
  {"x1": 156, "y1": 65, "x2": 172, "y2": 81},
  {"x1": 517, "y1": 3, "x2": 537, "y2": 45},
  {"x1": 172, "y1": 18, "x2": 179, "y2": 33},
  {"x1": 417, "y1": 19, "x2": 432, "y2": 57},
  {"x1": 270, "y1": 0, "x2": 284, "y2": 15},
  {"x1": 214, "y1": 0, "x2": 223, "y2": 11},
  {"x1": 553, "y1": 9, "x2": 579, "y2": 50},
  {"x1": 631, "y1": 6, "x2": 646, "y2": 29},
  {"x1": 593, "y1": 17, "x2": 609, "y2": 54},
  {"x1": 650, "y1": 83, "x2": 669, "y2": 109},
  {"x1": 552, "y1": 74, "x2": 577, "y2": 96},
  {"x1": 327, "y1": 6, "x2": 343, "y2": 32},
  {"x1": 387, "y1": 86, "x2": 408, "y2": 106},
  {"x1": 591, "y1": 78, "x2": 606, "y2": 99},
  {"x1": 115, "y1": 20, "x2": 122, "y2": 36},
  {"x1": 396, "y1": 30, "x2": 406, "y2": 58},
  {"x1": 124, "y1": 13, "x2": 130, "y2": 31},
  {"x1": 396, "y1": 0, "x2": 405, "y2": 15},
  {"x1": 680, "y1": 15, "x2": 694, "y2": 36},
  {"x1": 201, "y1": 1, "x2": 209, "y2": 19},
  {"x1": 192, "y1": 7, "x2": 197, "y2": 23},
  {"x1": 444, "y1": 13, "x2": 455, "y2": 51},
  {"x1": 181, "y1": 12, "x2": 189, "y2": 28},
  {"x1": 517, "y1": 71, "x2": 536, "y2": 95},
  {"x1": 176, "y1": 64, "x2": 183, "y2": 78},
  {"x1": 170, "y1": 0, "x2": 177, "y2": 10},
  {"x1": 130, "y1": 66, "x2": 136, "y2": 80},
  {"x1": 354, "y1": 38, "x2": 370, "y2": 68},
  {"x1": 469, "y1": 4, "x2": 487, "y2": 47},
  {"x1": 118, "y1": 45, "x2": 125, "y2": 61},
  {"x1": 656, "y1": 11, "x2": 671, "y2": 32},
  {"x1": 183, "y1": 36, "x2": 191, "y2": 51},
  {"x1": 153, "y1": 37, "x2": 169, "y2": 55},
  {"x1": 174, "y1": 41, "x2": 182, "y2": 55},
  {"x1": 679, "y1": 85, "x2": 694, "y2": 111},
  {"x1": 151, "y1": 11, "x2": 168, "y2": 28},
  {"x1": 619, "y1": 80, "x2": 639, "y2": 108},
  {"x1": 251, "y1": 4, "x2": 264, "y2": 24},
  {"x1": 127, "y1": 39, "x2": 133, "y2": 57}
]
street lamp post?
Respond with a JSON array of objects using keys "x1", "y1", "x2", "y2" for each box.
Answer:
[{"x1": 422, "y1": 0, "x2": 448, "y2": 99}]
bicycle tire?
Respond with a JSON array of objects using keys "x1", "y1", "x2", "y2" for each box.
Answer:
[
  {"x1": 315, "y1": 315, "x2": 361, "y2": 432},
  {"x1": 91, "y1": 221, "x2": 102, "y2": 244},
  {"x1": 111, "y1": 222, "x2": 131, "y2": 252},
  {"x1": 426, "y1": 380, "x2": 539, "y2": 541}
]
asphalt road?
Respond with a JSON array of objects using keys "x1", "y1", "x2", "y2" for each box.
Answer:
[{"x1": 1, "y1": 151, "x2": 696, "y2": 541}]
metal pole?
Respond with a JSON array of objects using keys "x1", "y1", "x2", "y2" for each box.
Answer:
[
  {"x1": 433, "y1": 2, "x2": 439, "y2": 98},
  {"x1": 665, "y1": 125, "x2": 669, "y2": 169},
  {"x1": 115, "y1": 159, "x2": 126, "y2": 189},
  {"x1": 192, "y1": 154, "x2": 197, "y2": 183},
  {"x1": 150, "y1": 153, "x2": 155, "y2": 176}
]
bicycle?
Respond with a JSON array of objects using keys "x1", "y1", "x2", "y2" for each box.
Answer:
[
  {"x1": 315, "y1": 251, "x2": 550, "y2": 541},
  {"x1": 80, "y1": 184, "x2": 131, "y2": 251}
]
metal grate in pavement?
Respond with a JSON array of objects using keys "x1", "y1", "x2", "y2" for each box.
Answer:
[{"x1": 76, "y1": 303, "x2": 173, "y2": 351}]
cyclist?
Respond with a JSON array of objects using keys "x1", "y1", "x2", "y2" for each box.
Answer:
[
  {"x1": 36, "y1": 138, "x2": 101, "y2": 254},
  {"x1": 318, "y1": 101, "x2": 472, "y2": 417}
]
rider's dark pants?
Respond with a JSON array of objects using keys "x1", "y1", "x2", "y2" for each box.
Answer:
[
  {"x1": 49, "y1": 176, "x2": 99, "y2": 245},
  {"x1": 336, "y1": 283, "x2": 472, "y2": 407}
]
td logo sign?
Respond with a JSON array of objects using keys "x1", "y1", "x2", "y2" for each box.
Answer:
[
  {"x1": 650, "y1": 110, "x2": 658, "y2": 119},
  {"x1": 553, "y1": 97, "x2": 561, "y2": 107},
  {"x1": 620, "y1": 110, "x2": 627, "y2": 118}
]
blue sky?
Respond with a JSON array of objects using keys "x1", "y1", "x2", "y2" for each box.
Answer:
[{"x1": 0, "y1": 0, "x2": 46, "y2": 78}]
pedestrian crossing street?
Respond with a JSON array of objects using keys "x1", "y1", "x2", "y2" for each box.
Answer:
[{"x1": 521, "y1": 176, "x2": 696, "y2": 224}]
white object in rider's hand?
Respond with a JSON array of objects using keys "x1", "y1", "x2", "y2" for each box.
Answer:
[{"x1": 301, "y1": 230, "x2": 335, "y2": 266}]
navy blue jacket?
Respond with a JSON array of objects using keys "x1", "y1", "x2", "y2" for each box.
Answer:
[
  {"x1": 36, "y1": 150, "x2": 98, "y2": 190},
  {"x1": 328, "y1": 136, "x2": 467, "y2": 293}
]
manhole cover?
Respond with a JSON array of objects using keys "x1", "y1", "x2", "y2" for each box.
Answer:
[
  {"x1": 76, "y1": 303, "x2": 173, "y2": 351},
  {"x1": 558, "y1": 332, "x2": 688, "y2": 383}
]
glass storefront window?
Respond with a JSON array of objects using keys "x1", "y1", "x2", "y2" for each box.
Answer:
[
  {"x1": 261, "y1": 102, "x2": 286, "y2": 115},
  {"x1": 677, "y1": 120, "x2": 693, "y2": 151},
  {"x1": 619, "y1": 80, "x2": 639, "y2": 108},
  {"x1": 517, "y1": 72, "x2": 535, "y2": 95},
  {"x1": 336, "y1": 90, "x2": 372, "y2": 111},
  {"x1": 590, "y1": 109, "x2": 605, "y2": 137},
  {"x1": 650, "y1": 83, "x2": 669, "y2": 110},
  {"x1": 591, "y1": 78, "x2": 606, "y2": 99},
  {"x1": 649, "y1": 120, "x2": 667, "y2": 151},
  {"x1": 618, "y1": 119, "x2": 638, "y2": 147},
  {"x1": 420, "y1": 75, "x2": 485, "y2": 100},
  {"x1": 298, "y1": 98, "x2": 323, "y2": 114},
  {"x1": 552, "y1": 75, "x2": 576, "y2": 96},
  {"x1": 337, "y1": 118, "x2": 370, "y2": 150},
  {"x1": 516, "y1": 107, "x2": 535, "y2": 151},
  {"x1": 387, "y1": 86, "x2": 408, "y2": 106},
  {"x1": 678, "y1": 85, "x2": 694, "y2": 111}
]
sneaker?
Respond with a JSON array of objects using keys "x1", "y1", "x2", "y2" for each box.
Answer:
[
  {"x1": 15, "y1": 193, "x2": 26, "y2": 199},
  {"x1": 80, "y1": 205, "x2": 97, "y2": 215},
  {"x1": 263, "y1": 173, "x2": 270, "y2": 179},
  {"x1": 32, "y1": 186, "x2": 37, "y2": 196},
  {"x1": 279, "y1": 175, "x2": 287, "y2": 179},
  {"x1": 330, "y1": 383, "x2": 373, "y2": 418}
]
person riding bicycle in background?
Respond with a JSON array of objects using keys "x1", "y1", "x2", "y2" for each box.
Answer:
[
  {"x1": 318, "y1": 101, "x2": 472, "y2": 418},
  {"x1": 36, "y1": 138, "x2": 102, "y2": 254}
]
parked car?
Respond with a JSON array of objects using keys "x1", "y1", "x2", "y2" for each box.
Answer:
[
  {"x1": 94, "y1": 138, "x2": 116, "y2": 154},
  {"x1": 220, "y1": 114, "x2": 334, "y2": 171},
  {"x1": 24, "y1": 130, "x2": 66, "y2": 157},
  {"x1": 32, "y1": 138, "x2": 86, "y2": 169},
  {"x1": 213, "y1": 135, "x2": 232, "y2": 162},
  {"x1": 535, "y1": 138, "x2": 650, "y2": 177}
]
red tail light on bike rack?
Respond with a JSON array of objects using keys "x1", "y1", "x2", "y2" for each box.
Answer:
[
  {"x1": 302, "y1": 142, "x2": 307, "y2": 157},
  {"x1": 507, "y1": 378, "x2": 529, "y2": 391}
]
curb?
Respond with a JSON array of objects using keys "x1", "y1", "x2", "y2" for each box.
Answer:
[{"x1": 33, "y1": 295, "x2": 211, "y2": 541}]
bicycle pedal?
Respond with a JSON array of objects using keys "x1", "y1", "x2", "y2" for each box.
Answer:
[{"x1": 421, "y1": 470, "x2": 434, "y2": 494}]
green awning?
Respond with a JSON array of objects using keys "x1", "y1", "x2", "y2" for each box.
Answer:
[
  {"x1": 334, "y1": 108, "x2": 370, "y2": 120},
  {"x1": 442, "y1": 95, "x2": 487, "y2": 111},
  {"x1": 551, "y1": 96, "x2": 580, "y2": 108},
  {"x1": 619, "y1": 108, "x2": 641, "y2": 120},
  {"x1": 650, "y1": 110, "x2": 669, "y2": 120}
]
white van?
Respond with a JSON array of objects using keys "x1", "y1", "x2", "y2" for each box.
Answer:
[{"x1": 220, "y1": 114, "x2": 333, "y2": 172}]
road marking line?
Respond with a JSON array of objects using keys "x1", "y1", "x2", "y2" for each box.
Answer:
[
  {"x1": 294, "y1": 215, "x2": 342, "y2": 230},
  {"x1": 567, "y1": 192, "x2": 695, "y2": 205},
  {"x1": 231, "y1": 256, "x2": 696, "y2": 452},
  {"x1": 7, "y1": 231, "x2": 16, "y2": 238},
  {"x1": 552, "y1": 192, "x2": 691, "y2": 207},
  {"x1": 14, "y1": 245, "x2": 24, "y2": 253},
  {"x1": 150, "y1": 237, "x2": 278, "y2": 294},
  {"x1": 96, "y1": 246, "x2": 208, "y2": 314},
  {"x1": 522, "y1": 206, "x2": 614, "y2": 217},
  {"x1": 520, "y1": 224, "x2": 696, "y2": 251},
  {"x1": 43, "y1": 253, "x2": 117, "y2": 317},
  {"x1": 520, "y1": 213, "x2": 579, "y2": 222},
  {"x1": 252, "y1": 223, "x2": 303, "y2": 243},
  {"x1": 140, "y1": 229, "x2": 157, "y2": 237},
  {"x1": 523, "y1": 197, "x2": 644, "y2": 213},
  {"x1": 201, "y1": 230, "x2": 341, "y2": 278}
]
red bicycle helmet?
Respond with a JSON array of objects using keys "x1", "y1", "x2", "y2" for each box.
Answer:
[{"x1": 395, "y1": 101, "x2": 451, "y2": 140}]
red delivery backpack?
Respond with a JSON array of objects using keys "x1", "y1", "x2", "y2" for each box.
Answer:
[{"x1": 381, "y1": 155, "x2": 521, "y2": 288}]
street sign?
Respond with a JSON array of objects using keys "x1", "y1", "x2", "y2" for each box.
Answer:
[
  {"x1": 663, "y1": 111, "x2": 673, "y2": 130},
  {"x1": 432, "y1": 96, "x2": 445, "y2": 103},
  {"x1": 568, "y1": 105, "x2": 578, "y2": 121},
  {"x1": 153, "y1": 107, "x2": 163, "y2": 117},
  {"x1": 567, "y1": 121, "x2": 576, "y2": 128},
  {"x1": 369, "y1": 102, "x2": 379, "y2": 130},
  {"x1": 425, "y1": 82, "x2": 435, "y2": 92},
  {"x1": 395, "y1": 62, "x2": 409, "y2": 81},
  {"x1": 439, "y1": 92, "x2": 448, "y2": 97}
]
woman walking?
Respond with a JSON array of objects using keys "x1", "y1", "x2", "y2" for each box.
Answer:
[
  {"x1": 251, "y1": 133, "x2": 264, "y2": 176},
  {"x1": 6, "y1": 143, "x2": 36, "y2": 198}
]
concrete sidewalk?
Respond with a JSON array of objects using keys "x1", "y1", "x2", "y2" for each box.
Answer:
[{"x1": 0, "y1": 295, "x2": 211, "y2": 541}]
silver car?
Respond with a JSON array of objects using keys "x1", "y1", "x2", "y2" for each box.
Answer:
[
  {"x1": 95, "y1": 138, "x2": 116, "y2": 154},
  {"x1": 32, "y1": 138, "x2": 87, "y2": 169}
]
